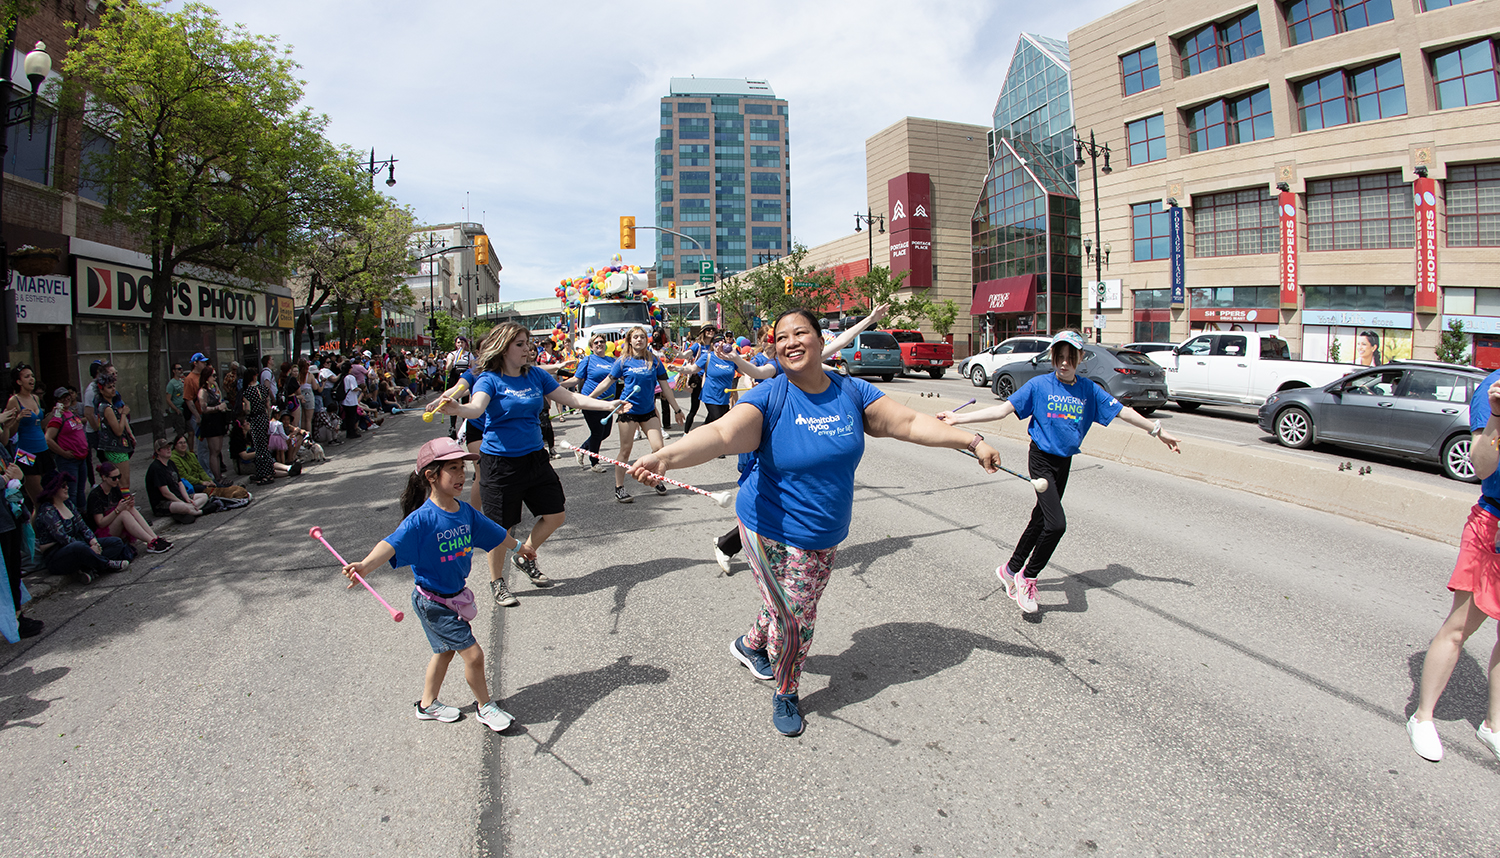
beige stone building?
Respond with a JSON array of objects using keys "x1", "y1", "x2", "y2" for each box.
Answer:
[
  {"x1": 1069, "y1": 0, "x2": 1500, "y2": 365},
  {"x1": 746, "y1": 117, "x2": 989, "y2": 356}
]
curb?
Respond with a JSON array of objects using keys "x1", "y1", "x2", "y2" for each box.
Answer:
[{"x1": 890, "y1": 389, "x2": 1471, "y2": 547}]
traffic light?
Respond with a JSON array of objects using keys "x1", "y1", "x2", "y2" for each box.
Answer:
[
  {"x1": 620, "y1": 216, "x2": 636, "y2": 250},
  {"x1": 668, "y1": 281, "x2": 677, "y2": 299},
  {"x1": 474, "y1": 235, "x2": 490, "y2": 266},
  {"x1": 783, "y1": 275, "x2": 794, "y2": 296}
]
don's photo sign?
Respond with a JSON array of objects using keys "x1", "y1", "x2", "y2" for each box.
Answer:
[{"x1": 74, "y1": 257, "x2": 273, "y2": 326}]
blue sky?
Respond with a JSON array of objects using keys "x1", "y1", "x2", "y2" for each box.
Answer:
[{"x1": 182, "y1": 0, "x2": 1119, "y2": 301}]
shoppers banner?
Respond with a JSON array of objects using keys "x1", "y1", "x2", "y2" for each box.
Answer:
[
  {"x1": 1278, "y1": 191, "x2": 1298, "y2": 310},
  {"x1": 74, "y1": 257, "x2": 281, "y2": 326},
  {"x1": 1169, "y1": 206, "x2": 1185, "y2": 305},
  {"x1": 9, "y1": 272, "x2": 73, "y2": 326},
  {"x1": 1414, "y1": 175, "x2": 1439, "y2": 314}
]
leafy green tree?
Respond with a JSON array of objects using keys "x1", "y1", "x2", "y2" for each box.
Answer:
[
  {"x1": 290, "y1": 201, "x2": 419, "y2": 356},
  {"x1": 1436, "y1": 319, "x2": 1469, "y2": 365},
  {"x1": 59, "y1": 0, "x2": 374, "y2": 437},
  {"x1": 714, "y1": 244, "x2": 839, "y2": 339},
  {"x1": 926, "y1": 298, "x2": 960, "y2": 337}
]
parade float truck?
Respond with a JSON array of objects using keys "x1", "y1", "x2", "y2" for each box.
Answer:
[{"x1": 554, "y1": 262, "x2": 665, "y2": 357}]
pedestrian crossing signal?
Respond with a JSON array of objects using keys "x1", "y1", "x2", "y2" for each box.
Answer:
[{"x1": 620, "y1": 216, "x2": 636, "y2": 250}]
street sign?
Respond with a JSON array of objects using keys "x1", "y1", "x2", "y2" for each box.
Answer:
[
  {"x1": 698, "y1": 260, "x2": 715, "y2": 283},
  {"x1": 752, "y1": 317, "x2": 763, "y2": 329},
  {"x1": 1096, "y1": 282, "x2": 1107, "y2": 301},
  {"x1": 1093, "y1": 314, "x2": 1106, "y2": 330},
  {"x1": 795, "y1": 281, "x2": 815, "y2": 290},
  {"x1": 693, "y1": 286, "x2": 717, "y2": 298}
]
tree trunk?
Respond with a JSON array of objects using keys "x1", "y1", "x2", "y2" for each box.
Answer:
[
  {"x1": 146, "y1": 270, "x2": 170, "y2": 442},
  {"x1": 334, "y1": 296, "x2": 348, "y2": 354}
]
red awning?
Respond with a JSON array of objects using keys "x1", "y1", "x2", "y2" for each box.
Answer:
[{"x1": 971, "y1": 274, "x2": 1036, "y2": 315}]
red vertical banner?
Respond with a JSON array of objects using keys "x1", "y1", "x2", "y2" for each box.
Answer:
[
  {"x1": 1414, "y1": 175, "x2": 1439, "y2": 314},
  {"x1": 1278, "y1": 191, "x2": 1298, "y2": 310},
  {"x1": 887, "y1": 172, "x2": 933, "y2": 289}
]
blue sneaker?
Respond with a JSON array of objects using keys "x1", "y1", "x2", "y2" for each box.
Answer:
[
  {"x1": 772, "y1": 692, "x2": 803, "y2": 737},
  {"x1": 731, "y1": 636, "x2": 773, "y2": 680}
]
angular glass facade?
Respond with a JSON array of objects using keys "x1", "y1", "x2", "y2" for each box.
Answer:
[
  {"x1": 656, "y1": 79, "x2": 789, "y2": 282},
  {"x1": 972, "y1": 34, "x2": 1082, "y2": 340}
]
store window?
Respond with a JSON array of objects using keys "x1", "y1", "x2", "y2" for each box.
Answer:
[
  {"x1": 1421, "y1": 0, "x2": 1476, "y2": 7},
  {"x1": 1121, "y1": 45, "x2": 1161, "y2": 96},
  {"x1": 1432, "y1": 40, "x2": 1500, "y2": 110},
  {"x1": 1194, "y1": 190, "x2": 1278, "y2": 257},
  {"x1": 2, "y1": 95, "x2": 55, "y2": 186},
  {"x1": 1306, "y1": 171, "x2": 1413, "y2": 250},
  {"x1": 1186, "y1": 89, "x2": 1273, "y2": 152},
  {"x1": 1446, "y1": 162, "x2": 1500, "y2": 246},
  {"x1": 1283, "y1": 0, "x2": 1393, "y2": 46},
  {"x1": 1132, "y1": 202, "x2": 1172, "y2": 261},
  {"x1": 1178, "y1": 9, "x2": 1264, "y2": 77},
  {"x1": 1126, "y1": 115, "x2": 1166, "y2": 165}
]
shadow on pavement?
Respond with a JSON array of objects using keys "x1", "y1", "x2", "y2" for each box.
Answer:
[
  {"x1": 503, "y1": 655, "x2": 670, "y2": 761},
  {"x1": 0, "y1": 665, "x2": 70, "y2": 730},
  {"x1": 798, "y1": 620, "x2": 1063, "y2": 717},
  {"x1": 540, "y1": 556, "x2": 700, "y2": 634},
  {"x1": 1029, "y1": 562, "x2": 1195, "y2": 620},
  {"x1": 1403, "y1": 650, "x2": 1491, "y2": 729},
  {"x1": 837, "y1": 526, "x2": 985, "y2": 589}
]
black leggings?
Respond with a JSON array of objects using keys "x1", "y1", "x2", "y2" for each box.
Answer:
[
  {"x1": 580, "y1": 409, "x2": 612, "y2": 465},
  {"x1": 342, "y1": 404, "x2": 361, "y2": 438},
  {"x1": 1007, "y1": 443, "x2": 1073, "y2": 579},
  {"x1": 2, "y1": 527, "x2": 22, "y2": 611},
  {"x1": 540, "y1": 412, "x2": 555, "y2": 451},
  {"x1": 684, "y1": 379, "x2": 703, "y2": 432},
  {"x1": 706, "y1": 401, "x2": 740, "y2": 556}
]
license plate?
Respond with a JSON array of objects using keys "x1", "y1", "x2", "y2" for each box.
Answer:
[
  {"x1": 929, "y1": 359, "x2": 941, "y2": 365},
  {"x1": 1146, "y1": 390, "x2": 1161, "y2": 399}
]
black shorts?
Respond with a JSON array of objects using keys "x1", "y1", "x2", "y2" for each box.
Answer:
[
  {"x1": 480, "y1": 450, "x2": 565, "y2": 529},
  {"x1": 464, "y1": 419, "x2": 483, "y2": 446},
  {"x1": 618, "y1": 412, "x2": 657, "y2": 425},
  {"x1": 17, "y1": 448, "x2": 54, "y2": 478}
]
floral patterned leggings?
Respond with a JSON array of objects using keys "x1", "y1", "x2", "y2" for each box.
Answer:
[{"x1": 739, "y1": 522, "x2": 839, "y2": 696}]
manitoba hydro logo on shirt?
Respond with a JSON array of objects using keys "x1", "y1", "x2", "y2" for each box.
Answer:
[
  {"x1": 436, "y1": 524, "x2": 475, "y2": 563},
  {"x1": 793, "y1": 410, "x2": 854, "y2": 438}
]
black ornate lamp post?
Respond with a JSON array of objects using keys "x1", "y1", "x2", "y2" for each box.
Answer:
[
  {"x1": 364, "y1": 149, "x2": 397, "y2": 187},
  {"x1": 853, "y1": 209, "x2": 885, "y2": 310},
  {"x1": 1074, "y1": 129, "x2": 1112, "y2": 342},
  {"x1": 0, "y1": 35, "x2": 53, "y2": 368}
]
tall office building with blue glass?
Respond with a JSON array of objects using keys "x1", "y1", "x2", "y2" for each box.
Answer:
[
  {"x1": 656, "y1": 78, "x2": 790, "y2": 287},
  {"x1": 971, "y1": 34, "x2": 1083, "y2": 342}
]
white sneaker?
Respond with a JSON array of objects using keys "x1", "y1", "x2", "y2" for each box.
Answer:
[
  {"x1": 476, "y1": 701, "x2": 514, "y2": 732},
  {"x1": 1407, "y1": 715, "x2": 1443, "y2": 762},
  {"x1": 714, "y1": 542, "x2": 732, "y2": 574},
  {"x1": 996, "y1": 563, "x2": 1019, "y2": 599},
  {"x1": 1014, "y1": 574, "x2": 1039, "y2": 613},
  {"x1": 1477, "y1": 721, "x2": 1500, "y2": 762},
  {"x1": 635, "y1": 429, "x2": 646, "y2": 440},
  {"x1": 575, "y1": 448, "x2": 587, "y2": 468},
  {"x1": 415, "y1": 700, "x2": 461, "y2": 722}
]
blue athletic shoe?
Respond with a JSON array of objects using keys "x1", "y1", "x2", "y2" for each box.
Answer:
[
  {"x1": 772, "y1": 692, "x2": 803, "y2": 737},
  {"x1": 731, "y1": 636, "x2": 773, "y2": 680}
]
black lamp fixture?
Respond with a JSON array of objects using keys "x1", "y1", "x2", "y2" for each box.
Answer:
[
  {"x1": 4, "y1": 41, "x2": 52, "y2": 135},
  {"x1": 365, "y1": 148, "x2": 397, "y2": 187},
  {"x1": 1276, "y1": 181, "x2": 1291, "y2": 192},
  {"x1": 1414, "y1": 165, "x2": 1429, "y2": 179},
  {"x1": 1083, "y1": 237, "x2": 1111, "y2": 270},
  {"x1": 1073, "y1": 128, "x2": 1112, "y2": 343}
]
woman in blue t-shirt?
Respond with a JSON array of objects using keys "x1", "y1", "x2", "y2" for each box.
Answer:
[
  {"x1": 681, "y1": 327, "x2": 716, "y2": 432},
  {"x1": 940, "y1": 330, "x2": 1181, "y2": 615},
  {"x1": 587, "y1": 326, "x2": 684, "y2": 504},
  {"x1": 628, "y1": 309, "x2": 1001, "y2": 738},
  {"x1": 567, "y1": 335, "x2": 621, "y2": 472},
  {"x1": 441, "y1": 323, "x2": 622, "y2": 608}
]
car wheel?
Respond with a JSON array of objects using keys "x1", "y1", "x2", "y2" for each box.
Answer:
[
  {"x1": 928, "y1": 368, "x2": 945, "y2": 379},
  {"x1": 880, "y1": 373, "x2": 895, "y2": 382},
  {"x1": 1274, "y1": 407, "x2": 1313, "y2": 449},
  {"x1": 1135, "y1": 407, "x2": 1156, "y2": 417},
  {"x1": 992, "y1": 374, "x2": 1015, "y2": 400},
  {"x1": 1442, "y1": 434, "x2": 1478, "y2": 482},
  {"x1": 969, "y1": 366, "x2": 988, "y2": 387},
  {"x1": 1175, "y1": 401, "x2": 1201, "y2": 412}
]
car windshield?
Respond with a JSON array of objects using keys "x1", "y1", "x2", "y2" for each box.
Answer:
[
  {"x1": 582, "y1": 302, "x2": 651, "y2": 327},
  {"x1": 860, "y1": 332, "x2": 899, "y2": 349}
]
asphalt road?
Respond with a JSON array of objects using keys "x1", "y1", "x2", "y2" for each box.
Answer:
[{"x1": 2, "y1": 400, "x2": 1496, "y2": 856}]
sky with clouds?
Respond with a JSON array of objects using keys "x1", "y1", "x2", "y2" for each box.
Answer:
[{"x1": 176, "y1": 0, "x2": 1121, "y2": 301}]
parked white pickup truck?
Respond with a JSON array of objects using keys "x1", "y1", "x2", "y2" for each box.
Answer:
[{"x1": 1160, "y1": 331, "x2": 1351, "y2": 409}]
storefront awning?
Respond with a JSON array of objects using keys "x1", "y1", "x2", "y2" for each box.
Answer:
[{"x1": 971, "y1": 274, "x2": 1036, "y2": 315}]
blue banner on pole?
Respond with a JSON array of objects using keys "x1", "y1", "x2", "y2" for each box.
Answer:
[{"x1": 1169, "y1": 206, "x2": 1185, "y2": 305}]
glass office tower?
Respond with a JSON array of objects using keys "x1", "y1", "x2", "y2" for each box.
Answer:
[{"x1": 657, "y1": 78, "x2": 790, "y2": 284}]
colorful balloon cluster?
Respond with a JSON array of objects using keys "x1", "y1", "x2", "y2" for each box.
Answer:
[{"x1": 551, "y1": 260, "x2": 669, "y2": 355}]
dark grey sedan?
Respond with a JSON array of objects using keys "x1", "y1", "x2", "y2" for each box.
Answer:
[
  {"x1": 1256, "y1": 361, "x2": 1487, "y2": 482},
  {"x1": 990, "y1": 344, "x2": 1170, "y2": 415}
]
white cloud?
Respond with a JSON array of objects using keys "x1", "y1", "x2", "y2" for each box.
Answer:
[{"x1": 173, "y1": 0, "x2": 1120, "y2": 300}]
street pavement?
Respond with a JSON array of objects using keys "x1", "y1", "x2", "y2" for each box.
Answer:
[{"x1": 2, "y1": 395, "x2": 1498, "y2": 856}]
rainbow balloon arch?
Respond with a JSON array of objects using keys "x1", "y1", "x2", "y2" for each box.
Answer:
[{"x1": 548, "y1": 255, "x2": 669, "y2": 358}]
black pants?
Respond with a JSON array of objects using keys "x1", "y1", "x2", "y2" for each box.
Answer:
[
  {"x1": 540, "y1": 412, "x2": 555, "y2": 451},
  {"x1": 342, "y1": 404, "x2": 361, "y2": 439},
  {"x1": 1007, "y1": 443, "x2": 1073, "y2": 579},
  {"x1": 43, "y1": 538, "x2": 131, "y2": 580},
  {"x1": 2, "y1": 527, "x2": 22, "y2": 612},
  {"x1": 659, "y1": 394, "x2": 672, "y2": 429},
  {"x1": 707, "y1": 400, "x2": 740, "y2": 555},
  {"x1": 684, "y1": 379, "x2": 703, "y2": 432},
  {"x1": 580, "y1": 409, "x2": 612, "y2": 465}
]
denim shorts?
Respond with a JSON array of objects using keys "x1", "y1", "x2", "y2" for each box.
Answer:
[{"x1": 411, "y1": 587, "x2": 477, "y2": 654}]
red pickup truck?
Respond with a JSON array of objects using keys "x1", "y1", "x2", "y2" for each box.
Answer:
[{"x1": 882, "y1": 330, "x2": 954, "y2": 379}]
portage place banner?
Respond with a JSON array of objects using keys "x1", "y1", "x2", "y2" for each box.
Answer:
[{"x1": 74, "y1": 258, "x2": 277, "y2": 326}]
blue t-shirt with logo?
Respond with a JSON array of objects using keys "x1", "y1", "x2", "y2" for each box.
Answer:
[
  {"x1": 384, "y1": 499, "x2": 508, "y2": 595},
  {"x1": 472, "y1": 367, "x2": 559, "y2": 456},
  {"x1": 1008, "y1": 372, "x2": 1123, "y2": 458},
  {"x1": 459, "y1": 370, "x2": 488, "y2": 436},
  {"x1": 698, "y1": 350, "x2": 740, "y2": 406},
  {"x1": 736, "y1": 373, "x2": 884, "y2": 550},
  {"x1": 610, "y1": 356, "x2": 667, "y2": 416},
  {"x1": 1472, "y1": 368, "x2": 1500, "y2": 517},
  {"x1": 575, "y1": 354, "x2": 617, "y2": 401}
]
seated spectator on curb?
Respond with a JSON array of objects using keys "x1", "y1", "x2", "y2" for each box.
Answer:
[
  {"x1": 170, "y1": 434, "x2": 252, "y2": 505},
  {"x1": 32, "y1": 472, "x2": 132, "y2": 585},
  {"x1": 231, "y1": 419, "x2": 300, "y2": 479},
  {"x1": 86, "y1": 463, "x2": 172, "y2": 554},
  {"x1": 268, "y1": 407, "x2": 293, "y2": 464},
  {"x1": 146, "y1": 438, "x2": 209, "y2": 522}
]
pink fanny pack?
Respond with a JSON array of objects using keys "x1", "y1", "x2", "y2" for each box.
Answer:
[{"x1": 416, "y1": 585, "x2": 477, "y2": 622}]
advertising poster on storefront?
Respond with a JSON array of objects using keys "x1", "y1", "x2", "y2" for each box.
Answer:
[
  {"x1": 9, "y1": 272, "x2": 73, "y2": 326},
  {"x1": 1278, "y1": 191, "x2": 1298, "y2": 310}
]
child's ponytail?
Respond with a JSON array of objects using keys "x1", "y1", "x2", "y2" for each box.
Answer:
[{"x1": 400, "y1": 466, "x2": 438, "y2": 517}]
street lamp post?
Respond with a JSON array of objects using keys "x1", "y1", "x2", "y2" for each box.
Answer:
[
  {"x1": 853, "y1": 210, "x2": 885, "y2": 310},
  {"x1": 0, "y1": 35, "x2": 52, "y2": 368},
  {"x1": 1074, "y1": 129, "x2": 1112, "y2": 343},
  {"x1": 364, "y1": 148, "x2": 397, "y2": 187}
]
